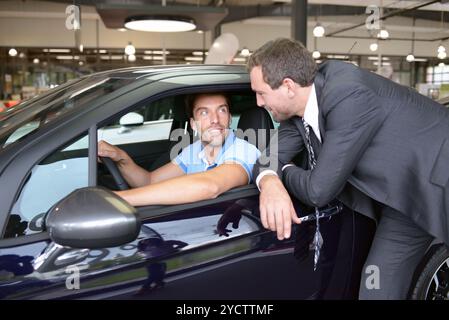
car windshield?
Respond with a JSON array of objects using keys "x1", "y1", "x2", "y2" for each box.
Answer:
[{"x1": 0, "y1": 76, "x2": 135, "y2": 150}]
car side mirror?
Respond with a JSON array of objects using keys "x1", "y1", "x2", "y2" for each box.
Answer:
[
  {"x1": 45, "y1": 187, "x2": 140, "y2": 249},
  {"x1": 119, "y1": 112, "x2": 144, "y2": 126}
]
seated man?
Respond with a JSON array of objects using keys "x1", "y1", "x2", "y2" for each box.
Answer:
[{"x1": 98, "y1": 92, "x2": 260, "y2": 206}]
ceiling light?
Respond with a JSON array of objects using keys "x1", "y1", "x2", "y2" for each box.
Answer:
[
  {"x1": 438, "y1": 51, "x2": 447, "y2": 59},
  {"x1": 313, "y1": 24, "x2": 325, "y2": 37},
  {"x1": 312, "y1": 51, "x2": 321, "y2": 59},
  {"x1": 438, "y1": 45, "x2": 446, "y2": 53},
  {"x1": 8, "y1": 48, "x2": 17, "y2": 57},
  {"x1": 100, "y1": 55, "x2": 124, "y2": 60},
  {"x1": 373, "y1": 62, "x2": 391, "y2": 66},
  {"x1": 33, "y1": 58, "x2": 39, "y2": 64},
  {"x1": 439, "y1": 62, "x2": 445, "y2": 67},
  {"x1": 45, "y1": 48, "x2": 71, "y2": 53},
  {"x1": 406, "y1": 54, "x2": 415, "y2": 62},
  {"x1": 19, "y1": 52, "x2": 25, "y2": 58},
  {"x1": 240, "y1": 48, "x2": 250, "y2": 57},
  {"x1": 128, "y1": 54, "x2": 136, "y2": 62},
  {"x1": 327, "y1": 54, "x2": 348, "y2": 59},
  {"x1": 377, "y1": 29, "x2": 389, "y2": 40},
  {"x1": 124, "y1": 16, "x2": 196, "y2": 32},
  {"x1": 125, "y1": 43, "x2": 136, "y2": 55},
  {"x1": 56, "y1": 55, "x2": 75, "y2": 60},
  {"x1": 369, "y1": 43, "x2": 378, "y2": 52},
  {"x1": 368, "y1": 56, "x2": 390, "y2": 61},
  {"x1": 152, "y1": 50, "x2": 170, "y2": 55},
  {"x1": 185, "y1": 56, "x2": 203, "y2": 62}
]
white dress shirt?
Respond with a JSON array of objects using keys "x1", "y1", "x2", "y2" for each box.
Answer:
[{"x1": 255, "y1": 84, "x2": 321, "y2": 189}]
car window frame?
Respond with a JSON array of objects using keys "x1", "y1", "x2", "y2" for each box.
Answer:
[{"x1": 0, "y1": 81, "x2": 256, "y2": 245}]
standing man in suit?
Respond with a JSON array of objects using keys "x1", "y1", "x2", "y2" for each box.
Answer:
[{"x1": 248, "y1": 38, "x2": 449, "y2": 299}]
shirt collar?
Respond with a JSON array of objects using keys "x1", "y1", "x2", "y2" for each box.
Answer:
[
  {"x1": 198, "y1": 130, "x2": 235, "y2": 168},
  {"x1": 303, "y1": 84, "x2": 322, "y2": 143}
]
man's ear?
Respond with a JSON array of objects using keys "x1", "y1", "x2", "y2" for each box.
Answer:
[
  {"x1": 189, "y1": 118, "x2": 197, "y2": 132},
  {"x1": 283, "y1": 78, "x2": 296, "y2": 98}
]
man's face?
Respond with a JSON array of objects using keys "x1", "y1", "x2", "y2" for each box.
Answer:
[
  {"x1": 250, "y1": 66, "x2": 297, "y2": 122},
  {"x1": 190, "y1": 94, "x2": 231, "y2": 147}
]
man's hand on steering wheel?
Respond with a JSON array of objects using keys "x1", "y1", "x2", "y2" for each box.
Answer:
[{"x1": 98, "y1": 140, "x2": 130, "y2": 190}]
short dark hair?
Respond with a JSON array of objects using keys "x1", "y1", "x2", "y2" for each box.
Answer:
[
  {"x1": 185, "y1": 93, "x2": 231, "y2": 119},
  {"x1": 247, "y1": 38, "x2": 317, "y2": 89}
]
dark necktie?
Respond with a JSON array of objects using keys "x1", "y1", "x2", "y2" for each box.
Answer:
[{"x1": 302, "y1": 118, "x2": 323, "y2": 271}]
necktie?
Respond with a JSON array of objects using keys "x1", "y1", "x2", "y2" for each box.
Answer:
[{"x1": 302, "y1": 118, "x2": 323, "y2": 271}]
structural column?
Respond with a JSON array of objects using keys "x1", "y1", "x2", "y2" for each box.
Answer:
[{"x1": 291, "y1": 0, "x2": 308, "y2": 45}]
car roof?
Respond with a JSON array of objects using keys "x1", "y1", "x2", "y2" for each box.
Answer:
[
  {"x1": 438, "y1": 95, "x2": 449, "y2": 106},
  {"x1": 89, "y1": 64, "x2": 249, "y2": 80}
]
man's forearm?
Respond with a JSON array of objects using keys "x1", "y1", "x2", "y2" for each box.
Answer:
[
  {"x1": 115, "y1": 173, "x2": 218, "y2": 206},
  {"x1": 118, "y1": 160, "x2": 152, "y2": 188}
]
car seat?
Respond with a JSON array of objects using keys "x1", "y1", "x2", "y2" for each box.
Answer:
[{"x1": 236, "y1": 107, "x2": 274, "y2": 151}]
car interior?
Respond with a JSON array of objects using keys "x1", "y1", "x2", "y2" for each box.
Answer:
[{"x1": 97, "y1": 90, "x2": 277, "y2": 191}]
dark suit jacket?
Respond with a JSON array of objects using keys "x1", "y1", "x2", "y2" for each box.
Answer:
[{"x1": 254, "y1": 60, "x2": 449, "y2": 245}]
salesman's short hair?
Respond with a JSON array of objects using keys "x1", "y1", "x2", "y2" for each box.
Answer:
[{"x1": 247, "y1": 38, "x2": 317, "y2": 89}]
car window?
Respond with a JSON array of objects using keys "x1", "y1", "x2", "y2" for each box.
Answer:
[
  {"x1": 0, "y1": 77, "x2": 134, "y2": 150},
  {"x1": 98, "y1": 96, "x2": 176, "y2": 145},
  {"x1": 4, "y1": 134, "x2": 88, "y2": 238}
]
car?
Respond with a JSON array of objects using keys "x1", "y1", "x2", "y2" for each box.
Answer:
[
  {"x1": 0, "y1": 65, "x2": 320, "y2": 300},
  {"x1": 0, "y1": 64, "x2": 447, "y2": 300}
]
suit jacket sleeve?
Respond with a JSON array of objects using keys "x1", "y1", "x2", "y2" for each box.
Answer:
[
  {"x1": 283, "y1": 87, "x2": 386, "y2": 207},
  {"x1": 252, "y1": 118, "x2": 305, "y2": 179}
]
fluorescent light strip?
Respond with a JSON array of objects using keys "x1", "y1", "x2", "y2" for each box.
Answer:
[
  {"x1": 143, "y1": 56, "x2": 164, "y2": 60},
  {"x1": 327, "y1": 55, "x2": 348, "y2": 59},
  {"x1": 185, "y1": 56, "x2": 203, "y2": 61},
  {"x1": 100, "y1": 55, "x2": 124, "y2": 60},
  {"x1": 152, "y1": 50, "x2": 170, "y2": 55},
  {"x1": 192, "y1": 51, "x2": 208, "y2": 56},
  {"x1": 56, "y1": 55, "x2": 74, "y2": 60},
  {"x1": 368, "y1": 56, "x2": 390, "y2": 61},
  {"x1": 48, "y1": 49, "x2": 71, "y2": 53},
  {"x1": 373, "y1": 62, "x2": 391, "y2": 66}
]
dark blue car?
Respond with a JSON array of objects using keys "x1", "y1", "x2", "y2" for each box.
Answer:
[{"x1": 0, "y1": 65, "x2": 447, "y2": 299}]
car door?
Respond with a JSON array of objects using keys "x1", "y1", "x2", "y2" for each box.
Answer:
[
  {"x1": 0, "y1": 186, "x2": 305, "y2": 299},
  {"x1": 0, "y1": 92, "x2": 310, "y2": 300}
]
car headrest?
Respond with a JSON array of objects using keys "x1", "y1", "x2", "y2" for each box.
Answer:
[{"x1": 236, "y1": 107, "x2": 274, "y2": 151}]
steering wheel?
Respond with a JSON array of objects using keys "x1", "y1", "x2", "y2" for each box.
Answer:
[{"x1": 99, "y1": 156, "x2": 130, "y2": 191}]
